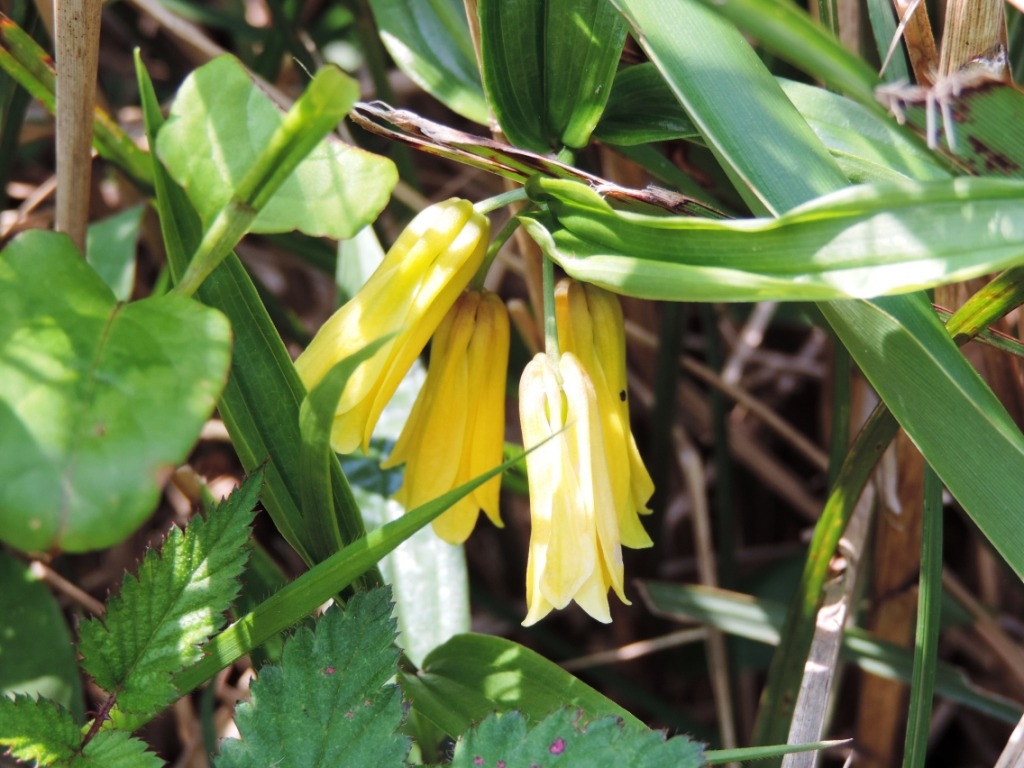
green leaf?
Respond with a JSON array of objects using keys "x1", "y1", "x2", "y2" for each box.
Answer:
[
  {"x1": 0, "y1": 695, "x2": 79, "y2": 765},
  {"x1": 685, "y1": 0, "x2": 881, "y2": 108},
  {"x1": 366, "y1": 0, "x2": 489, "y2": 124},
  {"x1": 78, "y1": 471, "x2": 261, "y2": 719},
  {"x1": 639, "y1": 581, "x2": 1024, "y2": 724},
  {"x1": 523, "y1": 175, "x2": 1024, "y2": 302},
  {"x1": 136, "y1": 51, "x2": 374, "y2": 569},
  {"x1": 777, "y1": 79, "x2": 949, "y2": 183},
  {"x1": 298, "y1": 336, "x2": 393, "y2": 558},
  {"x1": 156, "y1": 54, "x2": 396, "y2": 239},
  {"x1": 448, "y1": 709, "x2": 705, "y2": 768},
  {"x1": 400, "y1": 633, "x2": 642, "y2": 739},
  {"x1": 609, "y1": 0, "x2": 848, "y2": 215},
  {"x1": 75, "y1": 731, "x2": 162, "y2": 768},
  {"x1": 0, "y1": 553, "x2": 83, "y2": 718},
  {"x1": 215, "y1": 588, "x2": 410, "y2": 768},
  {"x1": 85, "y1": 205, "x2": 145, "y2": 302},
  {"x1": 593, "y1": 63, "x2": 700, "y2": 146},
  {"x1": 479, "y1": 0, "x2": 627, "y2": 151},
  {"x1": 0, "y1": 231, "x2": 232, "y2": 553},
  {"x1": 353, "y1": 365, "x2": 471, "y2": 669}
]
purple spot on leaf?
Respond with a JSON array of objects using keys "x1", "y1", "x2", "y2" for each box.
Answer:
[
  {"x1": 324, "y1": 666, "x2": 335, "y2": 675},
  {"x1": 550, "y1": 737, "x2": 566, "y2": 755},
  {"x1": 473, "y1": 758, "x2": 483, "y2": 766}
]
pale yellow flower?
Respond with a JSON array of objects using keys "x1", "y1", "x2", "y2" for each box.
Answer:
[
  {"x1": 555, "y1": 280, "x2": 654, "y2": 549},
  {"x1": 519, "y1": 352, "x2": 631, "y2": 626},
  {"x1": 383, "y1": 290, "x2": 510, "y2": 544},
  {"x1": 294, "y1": 199, "x2": 489, "y2": 454}
]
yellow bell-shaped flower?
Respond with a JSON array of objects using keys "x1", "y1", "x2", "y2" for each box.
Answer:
[
  {"x1": 383, "y1": 290, "x2": 510, "y2": 544},
  {"x1": 519, "y1": 351, "x2": 630, "y2": 626},
  {"x1": 555, "y1": 279, "x2": 654, "y2": 549},
  {"x1": 295, "y1": 199, "x2": 489, "y2": 454}
]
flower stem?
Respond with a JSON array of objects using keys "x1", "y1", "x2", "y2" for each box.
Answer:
[
  {"x1": 542, "y1": 252, "x2": 560, "y2": 362},
  {"x1": 470, "y1": 208, "x2": 528, "y2": 291},
  {"x1": 473, "y1": 186, "x2": 529, "y2": 215}
]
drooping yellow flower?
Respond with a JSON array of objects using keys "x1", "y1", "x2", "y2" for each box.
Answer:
[
  {"x1": 519, "y1": 351, "x2": 631, "y2": 626},
  {"x1": 382, "y1": 290, "x2": 510, "y2": 544},
  {"x1": 555, "y1": 279, "x2": 654, "y2": 549},
  {"x1": 294, "y1": 199, "x2": 489, "y2": 454}
]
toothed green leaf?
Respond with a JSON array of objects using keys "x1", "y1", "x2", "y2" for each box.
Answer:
[
  {"x1": 77, "y1": 471, "x2": 262, "y2": 718},
  {"x1": 215, "y1": 588, "x2": 410, "y2": 768},
  {"x1": 76, "y1": 730, "x2": 162, "y2": 768},
  {"x1": 0, "y1": 694, "x2": 79, "y2": 765},
  {"x1": 449, "y1": 709, "x2": 705, "y2": 768}
]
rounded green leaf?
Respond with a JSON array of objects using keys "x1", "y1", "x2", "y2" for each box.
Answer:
[
  {"x1": 0, "y1": 231, "x2": 231, "y2": 552},
  {"x1": 156, "y1": 55, "x2": 396, "y2": 239}
]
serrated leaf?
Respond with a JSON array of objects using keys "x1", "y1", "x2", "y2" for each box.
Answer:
[
  {"x1": 0, "y1": 230, "x2": 232, "y2": 553},
  {"x1": 74, "y1": 731, "x2": 162, "y2": 768},
  {"x1": 78, "y1": 471, "x2": 262, "y2": 717},
  {"x1": 449, "y1": 709, "x2": 704, "y2": 768},
  {"x1": 0, "y1": 553, "x2": 83, "y2": 718},
  {"x1": 0, "y1": 694, "x2": 80, "y2": 765},
  {"x1": 156, "y1": 55, "x2": 396, "y2": 239},
  {"x1": 215, "y1": 588, "x2": 410, "y2": 768}
]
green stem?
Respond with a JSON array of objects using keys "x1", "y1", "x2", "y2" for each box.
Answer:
[
  {"x1": 172, "y1": 201, "x2": 257, "y2": 297},
  {"x1": 473, "y1": 186, "x2": 529, "y2": 215},
  {"x1": 542, "y1": 252, "x2": 559, "y2": 361},
  {"x1": 470, "y1": 209, "x2": 527, "y2": 291}
]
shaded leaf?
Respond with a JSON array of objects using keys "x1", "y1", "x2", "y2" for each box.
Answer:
[
  {"x1": 0, "y1": 553, "x2": 83, "y2": 718},
  {"x1": 216, "y1": 588, "x2": 410, "y2": 768},
  {"x1": 367, "y1": 0, "x2": 488, "y2": 123},
  {"x1": 85, "y1": 205, "x2": 145, "y2": 302},
  {"x1": 400, "y1": 633, "x2": 641, "y2": 739},
  {"x1": 78, "y1": 472, "x2": 261, "y2": 718},
  {"x1": 0, "y1": 231, "x2": 231, "y2": 552},
  {"x1": 449, "y1": 709, "x2": 704, "y2": 768}
]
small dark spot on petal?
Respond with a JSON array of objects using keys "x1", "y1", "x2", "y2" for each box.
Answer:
[
  {"x1": 619, "y1": 390, "x2": 626, "y2": 402},
  {"x1": 550, "y1": 737, "x2": 566, "y2": 755}
]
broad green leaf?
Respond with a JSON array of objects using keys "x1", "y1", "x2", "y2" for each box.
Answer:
[
  {"x1": 78, "y1": 472, "x2": 261, "y2": 719},
  {"x1": 85, "y1": 204, "x2": 145, "y2": 302},
  {"x1": 157, "y1": 54, "x2": 396, "y2": 238},
  {"x1": 778, "y1": 79, "x2": 949, "y2": 183},
  {"x1": 0, "y1": 552, "x2": 83, "y2": 718},
  {"x1": 366, "y1": 0, "x2": 489, "y2": 124},
  {"x1": 687, "y1": 0, "x2": 881, "y2": 108},
  {"x1": 609, "y1": 0, "x2": 848, "y2": 216},
  {"x1": 136, "y1": 52, "x2": 374, "y2": 569},
  {"x1": 449, "y1": 709, "x2": 705, "y2": 768},
  {"x1": 523, "y1": 175, "x2": 1024, "y2": 302},
  {"x1": 0, "y1": 695, "x2": 80, "y2": 765},
  {"x1": 593, "y1": 63, "x2": 700, "y2": 146},
  {"x1": 640, "y1": 581, "x2": 1023, "y2": 724},
  {"x1": 479, "y1": 0, "x2": 627, "y2": 151},
  {"x1": 400, "y1": 633, "x2": 642, "y2": 739},
  {"x1": 0, "y1": 231, "x2": 231, "y2": 553},
  {"x1": 216, "y1": 589, "x2": 410, "y2": 768},
  {"x1": 821, "y1": 295, "x2": 1024, "y2": 584}
]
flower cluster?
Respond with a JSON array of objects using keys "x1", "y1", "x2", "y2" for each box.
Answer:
[{"x1": 297, "y1": 198, "x2": 652, "y2": 624}]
